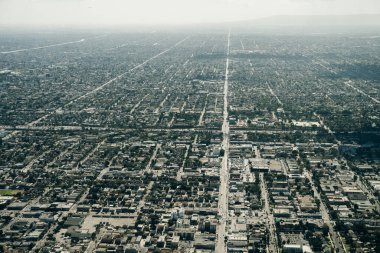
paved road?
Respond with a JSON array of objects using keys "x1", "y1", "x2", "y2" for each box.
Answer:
[
  {"x1": 198, "y1": 94, "x2": 209, "y2": 126},
  {"x1": 215, "y1": 30, "x2": 230, "y2": 253},
  {"x1": 344, "y1": 80, "x2": 380, "y2": 104},
  {"x1": 135, "y1": 143, "x2": 161, "y2": 214},
  {"x1": 176, "y1": 144, "x2": 190, "y2": 181},
  {"x1": 0, "y1": 38, "x2": 86, "y2": 54},
  {"x1": 305, "y1": 171, "x2": 346, "y2": 253},
  {"x1": 32, "y1": 188, "x2": 90, "y2": 252},
  {"x1": 2, "y1": 36, "x2": 190, "y2": 140},
  {"x1": 260, "y1": 173, "x2": 278, "y2": 253},
  {"x1": 144, "y1": 144, "x2": 161, "y2": 174}
]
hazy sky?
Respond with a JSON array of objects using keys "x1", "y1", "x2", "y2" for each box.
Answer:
[{"x1": 0, "y1": 0, "x2": 379, "y2": 25}]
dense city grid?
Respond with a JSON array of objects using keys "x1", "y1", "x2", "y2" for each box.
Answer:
[{"x1": 0, "y1": 30, "x2": 379, "y2": 253}]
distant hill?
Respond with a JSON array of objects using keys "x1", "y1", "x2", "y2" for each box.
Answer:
[
  {"x1": 230, "y1": 14, "x2": 380, "y2": 34},
  {"x1": 250, "y1": 14, "x2": 380, "y2": 26},
  {"x1": 2, "y1": 14, "x2": 379, "y2": 35}
]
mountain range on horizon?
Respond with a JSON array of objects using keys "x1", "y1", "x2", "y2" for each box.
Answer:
[
  {"x1": 1, "y1": 14, "x2": 380, "y2": 34},
  {"x1": 226, "y1": 14, "x2": 380, "y2": 34},
  {"x1": 233, "y1": 13, "x2": 380, "y2": 27}
]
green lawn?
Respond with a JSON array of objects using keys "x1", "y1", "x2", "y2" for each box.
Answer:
[{"x1": 0, "y1": 189, "x2": 23, "y2": 196}]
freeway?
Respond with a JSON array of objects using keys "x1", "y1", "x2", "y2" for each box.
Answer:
[{"x1": 1, "y1": 123, "x2": 328, "y2": 136}]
